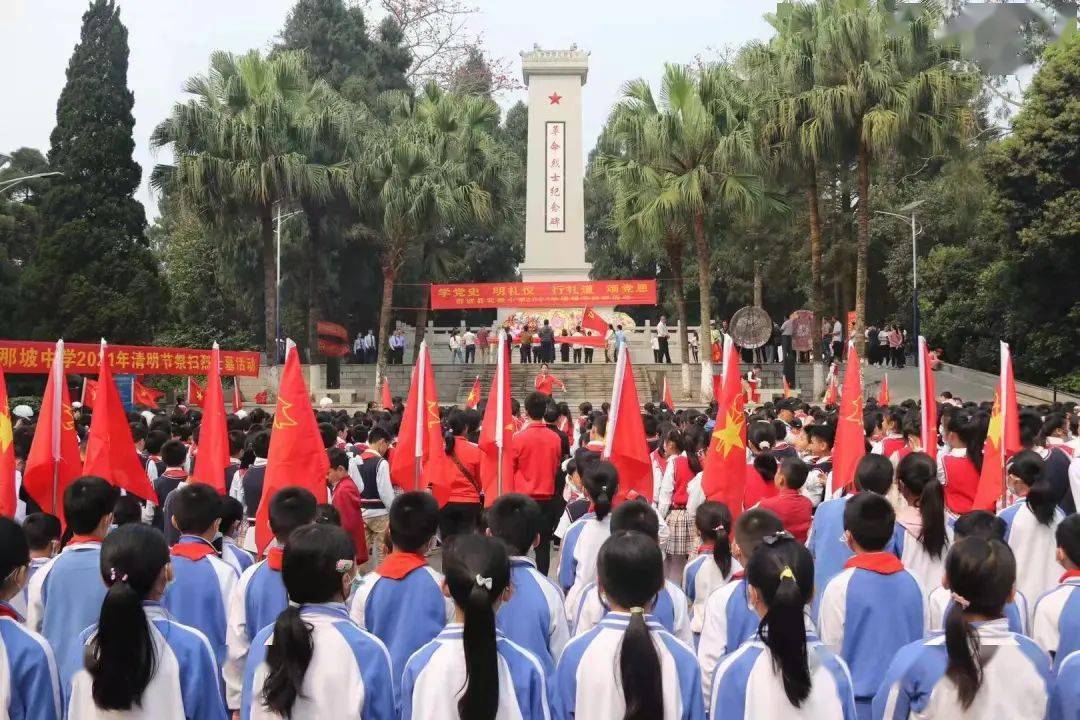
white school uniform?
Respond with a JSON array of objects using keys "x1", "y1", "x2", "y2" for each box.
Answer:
[
  {"x1": 710, "y1": 629, "x2": 856, "y2": 720},
  {"x1": 874, "y1": 618, "x2": 1051, "y2": 720},
  {"x1": 220, "y1": 538, "x2": 254, "y2": 577},
  {"x1": 242, "y1": 603, "x2": 395, "y2": 720},
  {"x1": 402, "y1": 624, "x2": 550, "y2": 720},
  {"x1": 0, "y1": 601, "x2": 61, "y2": 720},
  {"x1": 223, "y1": 549, "x2": 288, "y2": 710},
  {"x1": 8, "y1": 556, "x2": 50, "y2": 620},
  {"x1": 927, "y1": 584, "x2": 1029, "y2": 635},
  {"x1": 570, "y1": 579, "x2": 692, "y2": 645},
  {"x1": 163, "y1": 536, "x2": 239, "y2": 670},
  {"x1": 1032, "y1": 574, "x2": 1080, "y2": 669},
  {"x1": 999, "y1": 498, "x2": 1065, "y2": 624},
  {"x1": 696, "y1": 574, "x2": 761, "y2": 701},
  {"x1": 556, "y1": 513, "x2": 611, "y2": 621},
  {"x1": 495, "y1": 556, "x2": 569, "y2": 677},
  {"x1": 682, "y1": 553, "x2": 740, "y2": 636},
  {"x1": 1049, "y1": 650, "x2": 1080, "y2": 720},
  {"x1": 62, "y1": 602, "x2": 227, "y2": 720},
  {"x1": 894, "y1": 507, "x2": 952, "y2": 595},
  {"x1": 26, "y1": 539, "x2": 107, "y2": 670},
  {"x1": 554, "y1": 612, "x2": 704, "y2": 720}
]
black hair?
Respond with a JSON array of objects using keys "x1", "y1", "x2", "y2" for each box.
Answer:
[
  {"x1": 442, "y1": 534, "x2": 511, "y2": 720},
  {"x1": 854, "y1": 454, "x2": 894, "y2": 495},
  {"x1": 753, "y1": 454, "x2": 778, "y2": 485},
  {"x1": 593, "y1": 414, "x2": 609, "y2": 438},
  {"x1": 64, "y1": 476, "x2": 119, "y2": 535},
  {"x1": 388, "y1": 491, "x2": 439, "y2": 552},
  {"x1": 129, "y1": 422, "x2": 147, "y2": 443},
  {"x1": 0, "y1": 517, "x2": 29, "y2": 588},
  {"x1": 318, "y1": 422, "x2": 337, "y2": 449},
  {"x1": 746, "y1": 535, "x2": 815, "y2": 707},
  {"x1": 610, "y1": 499, "x2": 660, "y2": 541},
  {"x1": 87, "y1": 524, "x2": 170, "y2": 710},
  {"x1": 946, "y1": 411, "x2": 986, "y2": 472},
  {"x1": 145, "y1": 430, "x2": 169, "y2": 455},
  {"x1": 314, "y1": 503, "x2": 342, "y2": 525},
  {"x1": 748, "y1": 421, "x2": 777, "y2": 453},
  {"x1": 171, "y1": 483, "x2": 222, "y2": 535},
  {"x1": 843, "y1": 493, "x2": 895, "y2": 551},
  {"x1": 897, "y1": 452, "x2": 948, "y2": 559},
  {"x1": 262, "y1": 524, "x2": 355, "y2": 717},
  {"x1": 444, "y1": 409, "x2": 468, "y2": 455},
  {"x1": 268, "y1": 488, "x2": 317, "y2": 543},
  {"x1": 952, "y1": 510, "x2": 1007, "y2": 541},
  {"x1": 597, "y1": 532, "x2": 665, "y2": 720},
  {"x1": 943, "y1": 537, "x2": 1016, "y2": 709},
  {"x1": 524, "y1": 391, "x2": 548, "y2": 421},
  {"x1": 582, "y1": 461, "x2": 619, "y2": 521},
  {"x1": 111, "y1": 496, "x2": 143, "y2": 527},
  {"x1": 327, "y1": 447, "x2": 348, "y2": 471},
  {"x1": 1056, "y1": 514, "x2": 1080, "y2": 568},
  {"x1": 227, "y1": 430, "x2": 245, "y2": 455},
  {"x1": 485, "y1": 493, "x2": 542, "y2": 556},
  {"x1": 22, "y1": 512, "x2": 61, "y2": 551},
  {"x1": 250, "y1": 430, "x2": 271, "y2": 459},
  {"x1": 733, "y1": 508, "x2": 784, "y2": 559},
  {"x1": 1008, "y1": 449, "x2": 1061, "y2": 526},
  {"x1": 219, "y1": 496, "x2": 245, "y2": 537},
  {"x1": 161, "y1": 439, "x2": 188, "y2": 468},
  {"x1": 695, "y1": 501, "x2": 733, "y2": 578},
  {"x1": 778, "y1": 457, "x2": 809, "y2": 490},
  {"x1": 804, "y1": 423, "x2": 835, "y2": 450}
]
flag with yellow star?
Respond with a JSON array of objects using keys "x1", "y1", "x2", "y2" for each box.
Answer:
[
  {"x1": 833, "y1": 341, "x2": 866, "y2": 495},
  {"x1": 702, "y1": 336, "x2": 747, "y2": 515},
  {"x1": 479, "y1": 331, "x2": 514, "y2": 504},
  {"x1": 973, "y1": 341, "x2": 1020, "y2": 511},
  {"x1": 465, "y1": 376, "x2": 481, "y2": 409}
]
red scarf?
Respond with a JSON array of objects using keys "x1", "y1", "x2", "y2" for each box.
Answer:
[
  {"x1": 732, "y1": 570, "x2": 745, "y2": 580},
  {"x1": 170, "y1": 538, "x2": 218, "y2": 561},
  {"x1": 266, "y1": 546, "x2": 285, "y2": 571},
  {"x1": 375, "y1": 551, "x2": 428, "y2": 580},
  {"x1": 696, "y1": 544, "x2": 714, "y2": 555},
  {"x1": 845, "y1": 552, "x2": 905, "y2": 575},
  {"x1": 1060, "y1": 569, "x2": 1080, "y2": 583},
  {"x1": 0, "y1": 603, "x2": 21, "y2": 622},
  {"x1": 67, "y1": 535, "x2": 104, "y2": 547}
]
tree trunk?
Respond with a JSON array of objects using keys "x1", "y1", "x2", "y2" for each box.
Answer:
[
  {"x1": 807, "y1": 169, "x2": 825, "y2": 397},
  {"x1": 413, "y1": 301, "x2": 428, "y2": 362},
  {"x1": 376, "y1": 253, "x2": 398, "y2": 396},
  {"x1": 666, "y1": 235, "x2": 692, "y2": 400},
  {"x1": 752, "y1": 259, "x2": 763, "y2": 308},
  {"x1": 854, "y1": 138, "x2": 870, "y2": 356},
  {"x1": 303, "y1": 202, "x2": 325, "y2": 358},
  {"x1": 260, "y1": 205, "x2": 277, "y2": 361},
  {"x1": 692, "y1": 212, "x2": 714, "y2": 401}
]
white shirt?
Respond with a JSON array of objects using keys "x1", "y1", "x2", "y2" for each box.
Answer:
[
  {"x1": 347, "y1": 450, "x2": 395, "y2": 519},
  {"x1": 657, "y1": 321, "x2": 669, "y2": 338},
  {"x1": 463, "y1": 331, "x2": 476, "y2": 346},
  {"x1": 832, "y1": 321, "x2": 842, "y2": 341}
]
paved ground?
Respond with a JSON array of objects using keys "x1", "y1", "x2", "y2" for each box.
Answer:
[{"x1": 861, "y1": 363, "x2": 998, "y2": 403}]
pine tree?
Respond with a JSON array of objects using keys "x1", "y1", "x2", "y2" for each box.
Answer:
[{"x1": 24, "y1": 0, "x2": 163, "y2": 342}]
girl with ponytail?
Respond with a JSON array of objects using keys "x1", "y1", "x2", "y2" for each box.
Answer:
[
  {"x1": 875, "y1": 537, "x2": 1051, "y2": 718},
  {"x1": 558, "y1": 460, "x2": 618, "y2": 619},
  {"x1": 66, "y1": 524, "x2": 225, "y2": 720},
  {"x1": 1000, "y1": 450, "x2": 1066, "y2": 615},
  {"x1": 657, "y1": 429, "x2": 700, "y2": 579},
  {"x1": 744, "y1": 422, "x2": 780, "y2": 508},
  {"x1": 896, "y1": 452, "x2": 952, "y2": 593},
  {"x1": 437, "y1": 408, "x2": 483, "y2": 541},
  {"x1": 711, "y1": 532, "x2": 856, "y2": 717},
  {"x1": 684, "y1": 502, "x2": 739, "y2": 639},
  {"x1": 554, "y1": 531, "x2": 704, "y2": 719},
  {"x1": 246, "y1": 523, "x2": 394, "y2": 719},
  {"x1": 939, "y1": 410, "x2": 991, "y2": 514},
  {"x1": 403, "y1": 534, "x2": 548, "y2": 720}
]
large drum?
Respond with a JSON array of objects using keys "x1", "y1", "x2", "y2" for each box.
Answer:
[{"x1": 729, "y1": 306, "x2": 773, "y2": 349}]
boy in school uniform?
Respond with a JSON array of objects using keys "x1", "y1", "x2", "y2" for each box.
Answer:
[
  {"x1": 487, "y1": 493, "x2": 570, "y2": 677},
  {"x1": 755, "y1": 457, "x2": 814, "y2": 543},
  {"x1": 26, "y1": 477, "x2": 119, "y2": 666},
  {"x1": 163, "y1": 483, "x2": 239, "y2": 669},
  {"x1": 818, "y1": 493, "x2": 926, "y2": 720},
  {"x1": 223, "y1": 487, "x2": 317, "y2": 712},
  {"x1": 1032, "y1": 514, "x2": 1080, "y2": 669},
  {"x1": 9, "y1": 512, "x2": 61, "y2": 618},
  {"x1": 217, "y1": 495, "x2": 254, "y2": 577},
  {"x1": 153, "y1": 439, "x2": 189, "y2": 535},
  {"x1": 800, "y1": 423, "x2": 835, "y2": 506},
  {"x1": 349, "y1": 491, "x2": 453, "y2": 684}
]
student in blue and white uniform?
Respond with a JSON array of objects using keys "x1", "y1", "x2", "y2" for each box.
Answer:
[
  {"x1": 554, "y1": 531, "x2": 703, "y2": 719},
  {"x1": 683, "y1": 501, "x2": 740, "y2": 641},
  {"x1": 8, "y1": 512, "x2": 60, "y2": 619},
  {"x1": 819, "y1": 493, "x2": 925, "y2": 720},
  {"x1": 27, "y1": 477, "x2": 118, "y2": 666},
  {"x1": 1000, "y1": 450, "x2": 1066, "y2": 623},
  {"x1": 557, "y1": 461, "x2": 616, "y2": 620},
  {"x1": 62, "y1": 523, "x2": 226, "y2": 720},
  {"x1": 697, "y1": 508, "x2": 784, "y2": 700},
  {"x1": 224, "y1": 488, "x2": 317, "y2": 712},
  {"x1": 1032, "y1": 514, "x2": 1080, "y2": 668},
  {"x1": 163, "y1": 484, "x2": 239, "y2": 670},
  {"x1": 570, "y1": 498, "x2": 692, "y2": 644},
  {"x1": 894, "y1": 452, "x2": 952, "y2": 594},
  {"x1": 402, "y1": 533, "x2": 550, "y2": 720},
  {"x1": 218, "y1": 496, "x2": 254, "y2": 577},
  {"x1": 873, "y1": 536, "x2": 1052, "y2": 719},
  {"x1": 243, "y1": 523, "x2": 395, "y2": 720},
  {"x1": 0, "y1": 516, "x2": 61, "y2": 720},
  {"x1": 486, "y1": 493, "x2": 569, "y2": 676},
  {"x1": 710, "y1": 533, "x2": 857, "y2": 719},
  {"x1": 926, "y1": 511, "x2": 1029, "y2": 634},
  {"x1": 350, "y1": 491, "x2": 453, "y2": 684},
  {"x1": 1049, "y1": 650, "x2": 1080, "y2": 720}
]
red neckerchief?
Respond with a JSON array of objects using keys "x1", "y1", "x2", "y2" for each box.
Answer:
[
  {"x1": 266, "y1": 546, "x2": 284, "y2": 571},
  {"x1": 68, "y1": 534, "x2": 105, "y2": 547},
  {"x1": 1060, "y1": 569, "x2": 1080, "y2": 583},
  {"x1": 696, "y1": 544, "x2": 714, "y2": 555},
  {"x1": 375, "y1": 551, "x2": 428, "y2": 580},
  {"x1": 170, "y1": 537, "x2": 218, "y2": 561},
  {"x1": 732, "y1": 570, "x2": 745, "y2": 580},
  {"x1": 845, "y1": 552, "x2": 905, "y2": 575},
  {"x1": 161, "y1": 468, "x2": 188, "y2": 480},
  {"x1": 0, "y1": 603, "x2": 21, "y2": 622}
]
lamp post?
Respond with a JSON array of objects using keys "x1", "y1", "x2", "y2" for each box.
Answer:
[
  {"x1": 273, "y1": 202, "x2": 302, "y2": 365},
  {"x1": 0, "y1": 171, "x2": 62, "y2": 195},
  {"x1": 875, "y1": 199, "x2": 925, "y2": 364}
]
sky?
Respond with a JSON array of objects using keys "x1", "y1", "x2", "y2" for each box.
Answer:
[{"x1": 0, "y1": 0, "x2": 778, "y2": 218}]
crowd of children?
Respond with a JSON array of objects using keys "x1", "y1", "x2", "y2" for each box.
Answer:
[{"x1": 4, "y1": 385, "x2": 1080, "y2": 719}]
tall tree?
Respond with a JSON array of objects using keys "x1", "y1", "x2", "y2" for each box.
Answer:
[{"x1": 24, "y1": 0, "x2": 163, "y2": 342}]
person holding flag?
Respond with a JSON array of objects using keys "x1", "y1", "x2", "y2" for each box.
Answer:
[
  {"x1": 464, "y1": 375, "x2": 481, "y2": 410},
  {"x1": 511, "y1": 391, "x2": 565, "y2": 575}
]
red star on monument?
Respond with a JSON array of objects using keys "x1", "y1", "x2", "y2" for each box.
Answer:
[{"x1": 548, "y1": 92, "x2": 562, "y2": 105}]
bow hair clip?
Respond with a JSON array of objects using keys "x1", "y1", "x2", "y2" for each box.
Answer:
[{"x1": 475, "y1": 575, "x2": 493, "y2": 590}]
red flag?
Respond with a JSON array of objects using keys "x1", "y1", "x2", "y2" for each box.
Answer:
[
  {"x1": 255, "y1": 340, "x2": 329, "y2": 552},
  {"x1": 823, "y1": 375, "x2": 839, "y2": 406},
  {"x1": 782, "y1": 377, "x2": 793, "y2": 399},
  {"x1": 23, "y1": 340, "x2": 83, "y2": 522},
  {"x1": 81, "y1": 378, "x2": 99, "y2": 409},
  {"x1": 187, "y1": 377, "x2": 206, "y2": 408},
  {"x1": 701, "y1": 336, "x2": 747, "y2": 515},
  {"x1": 711, "y1": 373, "x2": 723, "y2": 405},
  {"x1": 191, "y1": 343, "x2": 228, "y2": 493},
  {"x1": 479, "y1": 331, "x2": 514, "y2": 505},
  {"x1": 390, "y1": 342, "x2": 439, "y2": 491},
  {"x1": 133, "y1": 379, "x2": 164, "y2": 409},
  {"x1": 918, "y1": 336, "x2": 938, "y2": 455},
  {"x1": 84, "y1": 341, "x2": 156, "y2": 502},
  {"x1": 877, "y1": 374, "x2": 890, "y2": 406},
  {"x1": 602, "y1": 344, "x2": 652, "y2": 503},
  {"x1": 832, "y1": 341, "x2": 866, "y2": 495},
  {"x1": 0, "y1": 365, "x2": 15, "y2": 518},
  {"x1": 662, "y1": 376, "x2": 674, "y2": 410},
  {"x1": 581, "y1": 306, "x2": 608, "y2": 336},
  {"x1": 232, "y1": 383, "x2": 243, "y2": 414},
  {"x1": 973, "y1": 341, "x2": 1020, "y2": 511},
  {"x1": 380, "y1": 377, "x2": 393, "y2": 410},
  {"x1": 465, "y1": 376, "x2": 481, "y2": 410}
]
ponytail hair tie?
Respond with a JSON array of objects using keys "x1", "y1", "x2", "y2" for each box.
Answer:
[
  {"x1": 335, "y1": 559, "x2": 354, "y2": 574},
  {"x1": 778, "y1": 566, "x2": 796, "y2": 582},
  {"x1": 107, "y1": 568, "x2": 128, "y2": 585},
  {"x1": 951, "y1": 592, "x2": 971, "y2": 610},
  {"x1": 759, "y1": 441, "x2": 771, "y2": 450},
  {"x1": 475, "y1": 575, "x2": 493, "y2": 590},
  {"x1": 629, "y1": 606, "x2": 645, "y2": 615}
]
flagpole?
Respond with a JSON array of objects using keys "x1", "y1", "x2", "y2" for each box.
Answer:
[
  {"x1": 496, "y1": 330, "x2": 506, "y2": 498},
  {"x1": 51, "y1": 339, "x2": 64, "y2": 513},
  {"x1": 414, "y1": 342, "x2": 426, "y2": 491},
  {"x1": 1000, "y1": 341, "x2": 1009, "y2": 507}
]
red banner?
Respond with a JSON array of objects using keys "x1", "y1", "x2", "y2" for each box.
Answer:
[
  {"x1": 0, "y1": 341, "x2": 261, "y2": 376},
  {"x1": 430, "y1": 280, "x2": 657, "y2": 310}
]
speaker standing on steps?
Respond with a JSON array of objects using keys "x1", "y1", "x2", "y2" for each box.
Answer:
[{"x1": 781, "y1": 312, "x2": 796, "y2": 387}]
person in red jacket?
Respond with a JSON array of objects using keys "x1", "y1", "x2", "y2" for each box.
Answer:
[
  {"x1": 535, "y1": 363, "x2": 566, "y2": 397},
  {"x1": 757, "y1": 456, "x2": 814, "y2": 543},
  {"x1": 326, "y1": 447, "x2": 369, "y2": 564},
  {"x1": 437, "y1": 408, "x2": 483, "y2": 540},
  {"x1": 511, "y1": 391, "x2": 566, "y2": 574}
]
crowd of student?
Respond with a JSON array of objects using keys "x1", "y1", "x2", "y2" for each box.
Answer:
[{"x1": 4, "y1": 385, "x2": 1080, "y2": 719}]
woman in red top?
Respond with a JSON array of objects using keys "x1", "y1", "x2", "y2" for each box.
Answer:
[
  {"x1": 534, "y1": 363, "x2": 566, "y2": 396},
  {"x1": 938, "y1": 410, "x2": 989, "y2": 515},
  {"x1": 436, "y1": 409, "x2": 483, "y2": 540},
  {"x1": 658, "y1": 429, "x2": 703, "y2": 580}
]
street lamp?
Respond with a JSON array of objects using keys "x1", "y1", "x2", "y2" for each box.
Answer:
[
  {"x1": 875, "y1": 199, "x2": 926, "y2": 364},
  {"x1": 274, "y1": 202, "x2": 302, "y2": 365},
  {"x1": 0, "y1": 171, "x2": 63, "y2": 195}
]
